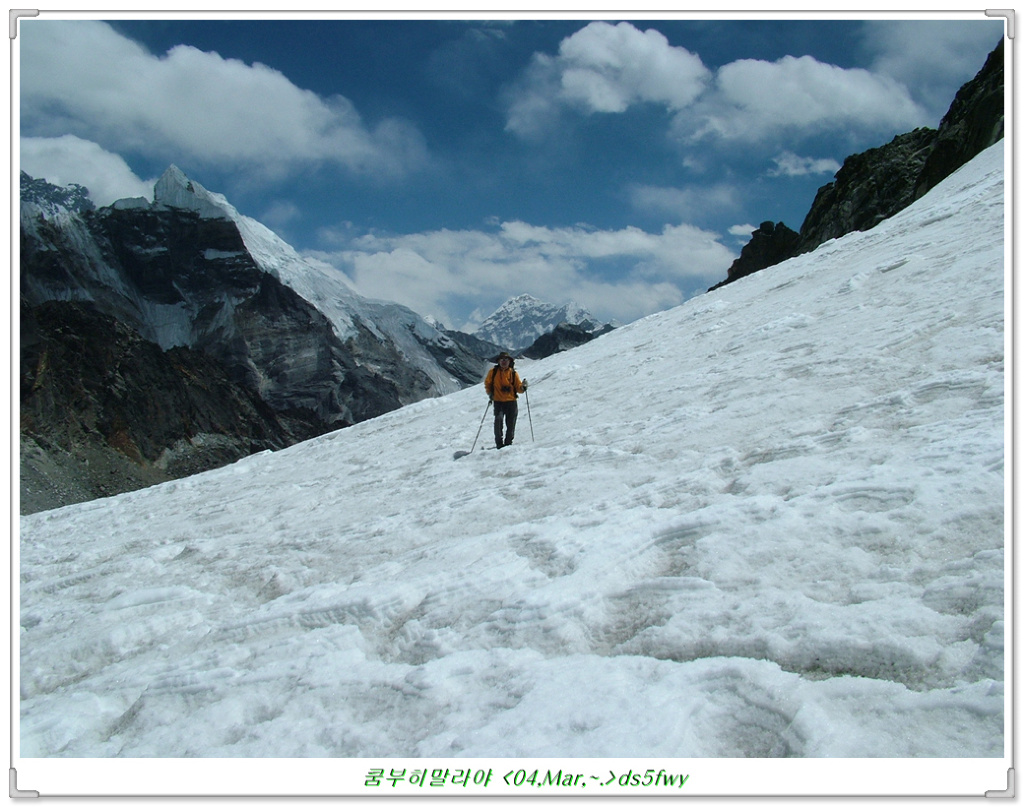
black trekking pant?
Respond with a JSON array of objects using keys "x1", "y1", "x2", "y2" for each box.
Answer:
[{"x1": 493, "y1": 400, "x2": 518, "y2": 447}]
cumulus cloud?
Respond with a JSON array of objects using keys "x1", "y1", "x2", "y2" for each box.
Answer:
[
  {"x1": 768, "y1": 151, "x2": 842, "y2": 177},
  {"x1": 19, "y1": 20, "x2": 427, "y2": 179},
  {"x1": 729, "y1": 223, "x2": 758, "y2": 240},
  {"x1": 506, "y1": 21, "x2": 709, "y2": 137},
  {"x1": 678, "y1": 54, "x2": 927, "y2": 144},
  {"x1": 311, "y1": 219, "x2": 735, "y2": 329},
  {"x1": 507, "y1": 22, "x2": 928, "y2": 148},
  {"x1": 20, "y1": 135, "x2": 156, "y2": 205},
  {"x1": 556, "y1": 22, "x2": 710, "y2": 113}
]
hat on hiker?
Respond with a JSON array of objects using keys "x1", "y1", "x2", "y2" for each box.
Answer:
[{"x1": 496, "y1": 352, "x2": 513, "y2": 362}]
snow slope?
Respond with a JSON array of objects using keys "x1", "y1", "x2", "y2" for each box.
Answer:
[{"x1": 17, "y1": 145, "x2": 1007, "y2": 794}]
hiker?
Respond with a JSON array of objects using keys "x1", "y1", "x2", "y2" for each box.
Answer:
[{"x1": 485, "y1": 352, "x2": 527, "y2": 449}]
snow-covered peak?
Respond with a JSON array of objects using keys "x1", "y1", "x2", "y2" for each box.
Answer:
[
  {"x1": 148, "y1": 165, "x2": 362, "y2": 335},
  {"x1": 504, "y1": 292, "x2": 543, "y2": 308},
  {"x1": 153, "y1": 165, "x2": 232, "y2": 220},
  {"x1": 473, "y1": 294, "x2": 603, "y2": 352},
  {"x1": 145, "y1": 165, "x2": 465, "y2": 390}
]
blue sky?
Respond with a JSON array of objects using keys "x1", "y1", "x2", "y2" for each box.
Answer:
[{"x1": 19, "y1": 13, "x2": 1003, "y2": 330}]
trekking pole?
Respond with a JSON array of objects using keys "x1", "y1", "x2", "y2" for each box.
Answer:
[
  {"x1": 524, "y1": 387, "x2": 535, "y2": 442},
  {"x1": 454, "y1": 400, "x2": 491, "y2": 459},
  {"x1": 473, "y1": 399, "x2": 492, "y2": 451}
]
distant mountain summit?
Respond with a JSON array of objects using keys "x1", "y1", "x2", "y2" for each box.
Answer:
[{"x1": 472, "y1": 294, "x2": 608, "y2": 353}]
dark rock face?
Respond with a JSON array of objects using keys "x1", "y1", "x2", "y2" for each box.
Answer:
[
  {"x1": 442, "y1": 328, "x2": 507, "y2": 366},
  {"x1": 21, "y1": 201, "x2": 398, "y2": 428},
  {"x1": 18, "y1": 173, "x2": 439, "y2": 512},
  {"x1": 710, "y1": 221, "x2": 800, "y2": 290},
  {"x1": 914, "y1": 38, "x2": 1005, "y2": 199},
  {"x1": 20, "y1": 300, "x2": 330, "y2": 514},
  {"x1": 709, "y1": 38, "x2": 1004, "y2": 291},
  {"x1": 521, "y1": 322, "x2": 614, "y2": 359},
  {"x1": 795, "y1": 127, "x2": 939, "y2": 253}
]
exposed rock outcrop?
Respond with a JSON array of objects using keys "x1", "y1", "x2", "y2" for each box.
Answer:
[
  {"x1": 521, "y1": 321, "x2": 615, "y2": 360},
  {"x1": 913, "y1": 38, "x2": 1005, "y2": 199},
  {"x1": 20, "y1": 186, "x2": 402, "y2": 428},
  {"x1": 709, "y1": 38, "x2": 1004, "y2": 291},
  {"x1": 709, "y1": 221, "x2": 800, "y2": 290},
  {"x1": 796, "y1": 127, "x2": 939, "y2": 254}
]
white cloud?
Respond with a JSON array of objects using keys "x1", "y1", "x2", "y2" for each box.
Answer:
[
  {"x1": 504, "y1": 54, "x2": 569, "y2": 139},
  {"x1": 506, "y1": 21, "x2": 709, "y2": 137},
  {"x1": 556, "y1": 22, "x2": 710, "y2": 113},
  {"x1": 729, "y1": 223, "x2": 758, "y2": 239},
  {"x1": 20, "y1": 135, "x2": 156, "y2": 205},
  {"x1": 311, "y1": 219, "x2": 735, "y2": 329},
  {"x1": 19, "y1": 20, "x2": 427, "y2": 178},
  {"x1": 679, "y1": 54, "x2": 927, "y2": 144},
  {"x1": 507, "y1": 23, "x2": 929, "y2": 149},
  {"x1": 768, "y1": 151, "x2": 842, "y2": 178},
  {"x1": 628, "y1": 183, "x2": 740, "y2": 220}
]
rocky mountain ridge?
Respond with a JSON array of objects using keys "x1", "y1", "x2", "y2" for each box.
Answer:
[
  {"x1": 19, "y1": 168, "x2": 491, "y2": 512},
  {"x1": 21, "y1": 172, "x2": 95, "y2": 216},
  {"x1": 711, "y1": 38, "x2": 1004, "y2": 290},
  {"x1": 521, "y1": 321, "x2": 616, "y2": 360}
]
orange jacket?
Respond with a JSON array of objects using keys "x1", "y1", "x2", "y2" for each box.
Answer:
[{"x1": 485, "y1": 365, "x2": 524, "y2": 402}]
